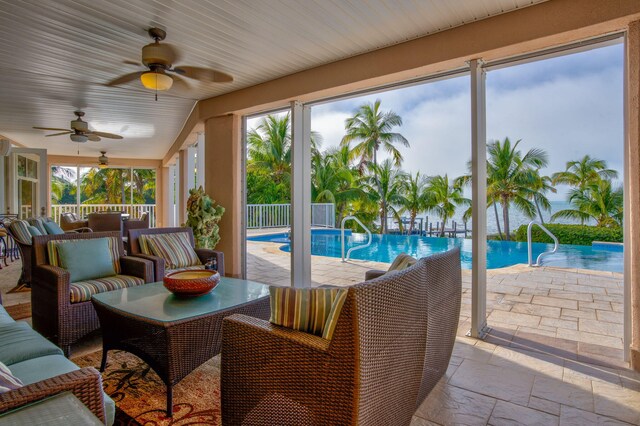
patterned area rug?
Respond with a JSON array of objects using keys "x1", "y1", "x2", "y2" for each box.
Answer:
[
  {"x1": 74, "y1": 350, "x2": 222, "y2": 425},
  {"x1": 4, "y1": 302, "x2": 31, "y2": 320}
]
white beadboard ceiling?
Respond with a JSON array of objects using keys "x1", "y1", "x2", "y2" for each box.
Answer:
[{"x1": 0, "y1": 0, "x2": 546, "y2": 160}]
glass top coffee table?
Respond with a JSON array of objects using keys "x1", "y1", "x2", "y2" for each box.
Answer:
[{"x1": 92, "y1": 278, "x2": 270, "y2": 417}]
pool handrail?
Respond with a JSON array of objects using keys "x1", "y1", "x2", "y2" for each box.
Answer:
[
  {"x1": 527, "y1": 220, "x2": 559, "y2": 267},
  {"x1": 341, "y1": 216, "x2": 372, "y2": 262}
]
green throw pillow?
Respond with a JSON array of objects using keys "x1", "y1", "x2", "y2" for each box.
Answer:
[
  {"x1": 387, "y1": 253, "x2": 418, "y2": 272},
  {"x1": 27, "y1": 226, "x2": 42, "y2": 237},
  {"x1": 43, "y1": 221, "x2": 65, "y2": 235},
  {"x1": 56, "y1": 238, "x2": 117, "y2": 283}
]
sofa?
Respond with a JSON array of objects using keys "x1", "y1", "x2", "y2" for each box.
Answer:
[
  {"x1": 0, "y1": 300, "x2": 115, "y2": 425},
  {"x1": 221, "y1": 247, "x2": 462, "y2": 425}
]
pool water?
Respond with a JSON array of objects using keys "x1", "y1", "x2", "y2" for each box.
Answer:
[{"x1": 248, "y1": 230, "x2": 623, "y2": 272}]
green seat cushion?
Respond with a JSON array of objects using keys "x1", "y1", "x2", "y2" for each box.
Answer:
[
  {"x1": 70, "y1": 275, "x2": 145, "y2": 303},
  {"x1": 10, "y1": 354, "x2": 115, "y2": 426},
  {"x1": 166, "y1": 264, "x2": 205, "y2": 275},
  {"x1": 43, "y1": 220, "x2": 65, "y2": 235},
  {"x1": 56, "y1": 238, "x2": 116, "y2": 282},
  {"x1": 0, "y1": 322, "x2": 63, "y2": 365},
  {"x1": 0, "y1": 306, "x2": 15, "y2": 326}
]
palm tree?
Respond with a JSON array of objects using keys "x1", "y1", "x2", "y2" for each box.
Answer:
[
  {"x1": 552, "y1": 179, "x2": 623, "y2": 227},
  {"x1": 311, "y1": 146, "x2": 363, "y2": 224},
  {"x1": 486, "y1": 138, "x2": 548, "y2": 240},
  {"x1": 425, "y1": 174, "x2": 468, "y2": 237},
  {"x1": 552, "y1": 155, "x2": 618, "y2": 193},
  {"x1": 247, "y1": 114, "x2": 292, "y2": 187},
  {"x1": 363, "y1": 159, "x2": 405, "y2": 233},
  {"x1": 397, "y1": 172, "x2": 428, "y2": 234},
  {"x1": 81, "y1": 168, "x2": 131, "y2": 204},
  {"x1": 530, "y1": 170, "x2": 556, "y2": 224},
  {"x1": 341, "y1": 99, "x2": 409, "y2": 171}
]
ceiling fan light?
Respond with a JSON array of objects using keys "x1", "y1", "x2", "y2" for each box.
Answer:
[
  {"x1": 70, "y1": 134, "x2": 88, "y2": 143},
  {"x1": 140, "y1": 71, "x2": 173, "y2": 91},
  {"x1": 98, "y1": 151, "x2": 109, "y2": 168}
]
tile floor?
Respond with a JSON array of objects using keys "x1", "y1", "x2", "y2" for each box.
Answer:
[{"x1": 247, "y1": 238, "x2": 640, "y2": 425}]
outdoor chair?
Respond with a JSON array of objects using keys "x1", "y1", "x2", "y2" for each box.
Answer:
[
  {"x1": 123, "y1": 211, "x2": 150, "y2": 236},
  {"x1": 59, "y1": 212, "x2": 91, "y2": 232},
  {"x1": 221, "y1": 248, "x2": 462, "y2": 425},
  {"x1": 87, "y1": 212, "x2": 123, "y2": 235},
  {"x1": 31, "y1": 231, "x2": 154, "y2": 356},
  {"x1": 128, "y1": 226, "x2": 225, "y2": 280},
  {"x1": 6, "y1": 220, "x2": 35, "y2": 285}
]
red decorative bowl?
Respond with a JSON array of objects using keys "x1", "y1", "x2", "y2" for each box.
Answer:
[{"x1": 163, "y1": 270, "x2": 221, "y2": 296}]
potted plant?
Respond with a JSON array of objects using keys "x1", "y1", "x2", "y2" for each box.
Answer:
[{"x1": 184, "y1": 186, "x2": 225, "y2": 249}]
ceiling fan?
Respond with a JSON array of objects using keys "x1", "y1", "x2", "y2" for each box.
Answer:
[
  {"x1": 33, "y1": 111, "x2": 124, "y2": 143},
  {"x1": 106, "y1": 27, "x2": 233, "y2": 97}
]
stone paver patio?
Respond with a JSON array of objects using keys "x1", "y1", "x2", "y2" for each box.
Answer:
[{"x1": 247, "y1": 238, "x2": 639, "y2": 425}]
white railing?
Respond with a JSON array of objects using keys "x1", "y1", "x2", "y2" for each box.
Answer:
[
  {"x1": 51, "y1": 204, "x2": 157, "y2": 227},
  {"x1": 527, "y1": 220, "x2": 559, "y2": 267},
  {"x1": 341, "y1": 215, "x2": 372, "y2": 262},
  {"x1": 246, "y1": 203, "x2": 335, "y2": 229}
]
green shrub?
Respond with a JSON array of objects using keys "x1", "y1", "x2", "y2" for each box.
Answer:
[{"x1": 513, "y1": 224, "x2": 622, "y2": 246}]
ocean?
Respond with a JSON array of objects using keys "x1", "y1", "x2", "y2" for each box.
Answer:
[{"x1": 417, "y1": 201, "x2": 588, "y2": 235}]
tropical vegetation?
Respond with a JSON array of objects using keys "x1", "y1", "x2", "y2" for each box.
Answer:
[{"x1": 245, "y1": 100, "x2": 623, "y2": 240}]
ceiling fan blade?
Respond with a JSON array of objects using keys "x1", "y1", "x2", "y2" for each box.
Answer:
[
  {"x1": 87, "y1": 134, "x2": 101, "y2": 142},
  {"x1": 170, "y1": 73, "x2": 190, "y2": 91},
  {"x1": 33, "y1": 126, "x2": 71, "y2": 132},
  {"x1": 106, "y1": 71, "x2": 145, "y2": 86},
  {"x1": 45, "y1": 131, "x2": 73, "y2": 137},
  {"x1": 123, "y1": 60, "x2": 142, "y2": 66},
  {"x1": 89, "y1": 131, "x2": 123, "y2": 140},
  {"x1": 172, "y1": 66, "x2": 233, "y2": 83}
]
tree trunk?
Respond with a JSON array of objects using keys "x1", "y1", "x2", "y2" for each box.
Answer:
[
  {"x1": 440, "y1": 219, "x2": 446, "y2": 237},
  {"x1": 502, "y1": 197, "x2": 510, "y2": 241},
  {"x1": 535, "y1": 197, "x2": 545, "y2": 224},
  {"x1": 409, "y1": 212, "x2": 416, "y2": 235},
  {"x1": 380, "y1": 202, "x2": 387, "y2": 234},
  {"x1": 493, "y1": 202, "x2": 503, "y2": 240}
]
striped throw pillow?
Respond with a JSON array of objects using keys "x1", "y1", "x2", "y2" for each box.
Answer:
[
  {"x1": 0, "y1": 361, "x2": 22, "y2": 393},
  {"x1": 48, "y1": 237, "x2": 121, "y2": 274},
  {"x1": 387, "y1": 253, "x2": 417, "y2": 272},
  {"x1": 28, "y1": 218, "x2": 48, "y2": 235},
  {"x1": 8, "y1": 220, "x2": 32, "y2": 245},
  {"x1": 138, "y1": 235, "x2": 152, "y2": 255},
  {"x1": 144, "y1": 232, "x2": 201, "y2": 269},
  {"x1": 269, "y1": 287, "x2": 348, "y2": 340}
]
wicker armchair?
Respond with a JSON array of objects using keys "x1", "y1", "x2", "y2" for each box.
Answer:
[
  {"x1": 31, "y1": 231, "x2": 154, "y2": 356},
  {"x1": 123, "y1": 211, "x2": 149, "y2": 235},
  {"x1": 128, "y1": 227, "x2": 225, "y2": 280},
  {"x1": 6, "y1": 220, "x2": 34, "y2": 285},
  {"x1": 88, "y1": 212, "x2": 123, "y2": 234},
  {"x1": 60, "y1": 212, "x2": 91, "y2": 232},
  {"x1": 221, "y1": 248, "x2": 462, "y2": 425}
]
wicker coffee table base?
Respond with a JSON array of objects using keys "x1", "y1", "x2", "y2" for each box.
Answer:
[{"x1": 93, "y1": 296, "x2": 270, "y2": 416}]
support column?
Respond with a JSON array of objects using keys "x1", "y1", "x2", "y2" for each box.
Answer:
[
  {"x1": 178, "y1": 150, "x2": 188, "y2": 225},
  {"x1": 154, "y1": 165, "x2": 163, "y2": 228},
  {"x1": 290, "y1": 101, "x2": 312, "y2": 288},
  {"x1": 470, "y1": 59, "x2": 488, "y2": 339},
  {"x1": 196, "y1": 132, "x2": 205, "y2": 189},
  {"x1": 161, "y1": 165, "x2": 175, "y2": 227},
  {"x1": 205, "y1": 114, "x2": 242, "y2": 277},
  {"x1": 626, "y1": 21, "x2": 640, "y2": 370}
]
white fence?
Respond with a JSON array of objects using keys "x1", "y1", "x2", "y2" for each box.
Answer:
[
  {"x1": 246, "y1": 203, "x2": 335, "y2": 229},
  {"x1": 51, "y1": 204, "x2": 157, "y2": 227}
]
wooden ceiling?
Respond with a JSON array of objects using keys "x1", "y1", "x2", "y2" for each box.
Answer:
[{"x1": 0, "y1": 0, "x2": 545, "y2": 160}]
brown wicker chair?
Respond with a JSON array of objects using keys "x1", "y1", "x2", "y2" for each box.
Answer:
[
  {"x1": 31, "y1": 231, "x2": 154, "y2": 356},
  {"x1": 6, "y1": 220, "x2": 34, "y2": 285},
  {"x1": 123, "y1": 211, "x2": 150, "y2": 235},
  {"x1": 221, "y1": 247, "x2": 462, "y2": 425},
  {"x1": 128, "y1": 227, "x2": 225, "y2": 280},
  {"x1": 88, "y1": 212, "x2": 123, "y2": 234},
  {"x1": 59, "y1": 212, "x2": 91, "y2": 232}
]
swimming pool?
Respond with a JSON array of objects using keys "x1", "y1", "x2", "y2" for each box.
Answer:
[{"x1": 248, "y1": 229, "x2": 623, "y2": 272}]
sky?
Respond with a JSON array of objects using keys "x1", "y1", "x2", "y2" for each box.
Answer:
[{"x1": 249, "y1": 42, "x2": 624, "y2": 201}]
